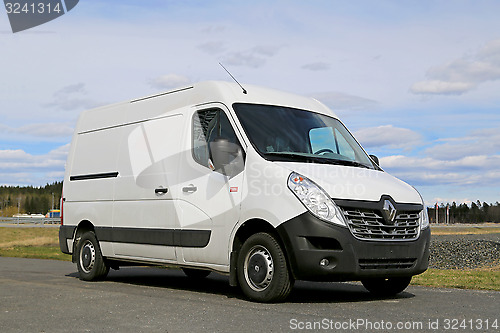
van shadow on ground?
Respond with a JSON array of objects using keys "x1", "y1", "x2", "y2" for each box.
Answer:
[{"x1": 66, "y1": 266, "x2": 414, "y2": 304}]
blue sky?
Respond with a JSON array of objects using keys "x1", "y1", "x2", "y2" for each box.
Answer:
[{"x1": 1, "y1": 1, "x2": 499, "y2": 206}]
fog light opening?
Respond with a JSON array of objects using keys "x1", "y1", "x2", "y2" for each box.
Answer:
[{"x1": 319, "y1": 258, "x2": 329, "y2": 267}]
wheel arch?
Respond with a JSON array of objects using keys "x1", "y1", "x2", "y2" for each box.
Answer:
[
  {"x1": 229, "y1": 218, "x2": 292, "y2": 286},
  {"x1": 75, "y1": 220, "x2": 95, "y2": 236},
  {"x1": 71, "y1": 220, "x2": 95, "y2": 262}
]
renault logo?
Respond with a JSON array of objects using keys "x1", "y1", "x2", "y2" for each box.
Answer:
[{"x1": 382, "y1": 200, "x2": 397, "y2": 223}]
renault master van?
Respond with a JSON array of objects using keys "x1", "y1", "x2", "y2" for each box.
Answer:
[{"x1": 59, "y1": 81, "x2": 430, "y2": 302}]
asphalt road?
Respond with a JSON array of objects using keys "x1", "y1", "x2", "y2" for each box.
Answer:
[{"x1": 0, "y1": 257, "x2": 498, "y2": 333}]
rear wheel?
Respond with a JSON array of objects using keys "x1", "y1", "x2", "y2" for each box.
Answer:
[
  {"x1": 361, "y1": 276, "x2": 412, "y2": 296},
  {"x1": 182, "y1": 268, "x2": 211, "y2": 278},
  {"x1": 76, "y1": 231, "x2": 109, "y2": 281},
  {"x1": 237, "y1": 232, "x2": 293, "y2": 302}
]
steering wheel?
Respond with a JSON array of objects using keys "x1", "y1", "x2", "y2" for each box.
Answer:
[{"x1": 314, "y1": 148, "x2": 334, "y2": 155}]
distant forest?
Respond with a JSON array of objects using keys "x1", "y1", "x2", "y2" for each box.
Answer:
[
  {"x1": 0, "y1": 182, "x2": 62, "y2": 216},
  {"x1": 0, "y1": 182, "x2": 499, "y2": 222},
  {"x1": 428, "y1": 201, "x2": 500, "y2": 224}
]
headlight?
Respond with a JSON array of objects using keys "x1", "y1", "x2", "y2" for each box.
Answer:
[
  {"x1": 287, "y1": 172, "x2": 346, "y2": 226},
  {"x1": 420, "y1": 206, "x2": 430, "y2": 230},
  {"x1": 415, "y1": 190, "x2": 430, "y2": 230}
]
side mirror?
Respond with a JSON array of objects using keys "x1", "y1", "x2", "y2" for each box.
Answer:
[
  {"x1": 369, "y1": 154, "x2": 379, "y2": 166},
  {"x1": 210, "y1": 138, "x2": 242, "y2": 175}
]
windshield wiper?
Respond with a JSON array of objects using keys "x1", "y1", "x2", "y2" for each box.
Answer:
[
  {"x1": 263, "y1": 152, "x2": 331, "y2": 164},
  {"x1": 332, "y1": 159, "x2": 371, "y2": 169},
  {"x1": 263, "y1": 152, "x2": 371, "y2": 168}
]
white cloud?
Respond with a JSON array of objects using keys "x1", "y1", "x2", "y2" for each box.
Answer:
[
  {"x1": 382, "y1": 154, "x2": 500, "y2": 170},
  {"x1": 0, "y1": 144, "x2": 68, "y2": 176},
  {"x1": 47, "y1": 144, "x2": 70, "y2": 160},
  {"x1": 410, "y1": 38, "x2": 500, "y2": 95},
  {"x1": 148, "y1": 74, "x2": 191, "y2": 90},
  {"x1": 0, "y1": 149, "x2": 31, "y2": 161},
  {"x1": 14, "y1": 123, "x2": 74, "y2": 138},
  {"x1": 198, "y1": 41, "x2": 226, "y2": 55},
  {"x1": 223, "y1": 51, "x2": 266, "y2": 68},
  {"x1": 43, "y1": 83, "x2": 101, "y2": 111},
  {"x1": 252, "y1": 45, "x2": 282, "y2": 57},
  {"x1": 222, "y1": 45, "x2": 283, "y2": 68},
  {"x1": 425, "y1": 126, "x2": 500, "y2": 160},
  {"x1": 302, "y1": 62, "x2": 330, "y2": 71},
  {"x1": 375, "y1": 126, "x2": 500, "y2": 202},
  {"x1": 311, "y1": 91, "x2": 378, "y2": 111},
  {"x1": 0, "y1": 171, "x2": 64, "y2": 187},
  {"x1": 54, "y1": 83, "x2": 85, "y2": 96},
  {"x1": 354, "y1": 125, "x2": 422, "y2": 150},
  {"x1": 201, "y1": 25, "x2": 226, "y2": 34},
  {"x1": 410, "y1": 80, "x2": 474, "y2": 95},
  {"x1": 0, "y1": 123, "x2": 74, "y2": 141},
  {"x1": 380, "y1": 154, "x2": 500, "y2": 186},
  {"x1": 424, "y1": 197, "x2": 473, "y2": 207}
]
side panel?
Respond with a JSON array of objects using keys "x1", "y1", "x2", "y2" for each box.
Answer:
[
  {"x1": 111, "y1": 106, "x2": 185, "y2": 262},
  {"x1": 63, "y1": 123, "x2": 122, "y2": 257},
  {"x1": 66, "y1": 128, "x2": 121, "y2": 202}
]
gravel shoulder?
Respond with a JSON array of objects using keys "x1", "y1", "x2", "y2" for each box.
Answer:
[{"x1": 429, "y1": 232, "x2": 500, "y2": 269}]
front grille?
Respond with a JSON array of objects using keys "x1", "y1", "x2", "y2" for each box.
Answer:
[
  {"x1": 341, "y1": 208, "x2": 420, "y2": 241},
  {"x1": 359, "y1": 258, "x2": 417, "y2": 270}
]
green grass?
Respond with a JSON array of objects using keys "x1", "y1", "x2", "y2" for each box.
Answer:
[
  {"x1": 431, "y1": 225, "x2": 500, "y2": 235},
  {"x1": 411, "y1": 267, "x2": 500, "y2": 291},
  {"x1": 0, "y1": 227, "x2": 71, "y2": 261},
  {"x1": 0, "y1": 245, "x2": 71, "y2": 261},
  {"x1": 0, "y1": 227, "x2": 59, "y2": 244}
]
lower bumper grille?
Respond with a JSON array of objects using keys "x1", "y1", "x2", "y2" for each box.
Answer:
[{"x1": 359, "y1": 258, "x2": 417, "y2": 270}]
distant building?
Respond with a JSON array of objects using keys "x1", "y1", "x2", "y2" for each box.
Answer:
[{"x1": 46, "y1": 210, "x2": 61, "y2": 218}]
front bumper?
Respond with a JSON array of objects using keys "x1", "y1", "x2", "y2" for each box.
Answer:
[{"x1": 276, "y1": 212, "x2": 431, "y2": 281}]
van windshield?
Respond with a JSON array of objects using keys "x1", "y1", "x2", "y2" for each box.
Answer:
[{"x1": 233, "y1": 103, "x2": 375, "y2": 169}]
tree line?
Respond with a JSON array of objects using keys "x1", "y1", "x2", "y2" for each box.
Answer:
[
  {"x1": 0, "y1": 182, "x2": 62, "y2": 216},
  {"x1": 428, "y1": 201, "x2": 500, "y2": 224}
]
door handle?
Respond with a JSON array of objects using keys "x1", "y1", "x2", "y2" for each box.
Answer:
[
  {"x1": 155, "y1": 187, "x2": 168, "y2": 195},
  {"x1": 182, "y1": 185, "x2": 197, "y2": 193}
]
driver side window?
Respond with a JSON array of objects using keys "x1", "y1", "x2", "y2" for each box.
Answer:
[{"x1": 192, "y1": 109, "x2": 244, "y2": 175}]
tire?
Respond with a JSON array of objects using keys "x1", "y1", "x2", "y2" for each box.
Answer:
[
  {"x1": 76, "y1": 231, "x2": 109, "y2": 281},
  {"x1": 237, "y1": 232, "x2": 293, "y2": 302},
  {"x1": 182, "y1": 268, "x2": 211, "y2": 279},
  {"x1": 361, "y1": 276, "x2": 412, "y2": 296}
]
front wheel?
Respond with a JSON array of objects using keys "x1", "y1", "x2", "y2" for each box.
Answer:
[
  {"x1": 361, "y1": 276, "x2": 412, "y2": 296},
  {"x1": 76, "y1": 231, "x2": 109, "y2": 281},
  {"x1": 237, "y1": 232, "x2": 293, "y2": 302}
]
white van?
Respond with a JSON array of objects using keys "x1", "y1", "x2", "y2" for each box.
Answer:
[{"x1": 59, "y1": 81, "x2": 430, "y2": 302}]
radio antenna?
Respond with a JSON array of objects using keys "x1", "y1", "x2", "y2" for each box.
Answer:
[{"x1": 219, "y1": 62, "x2": 247, "y2": 94}]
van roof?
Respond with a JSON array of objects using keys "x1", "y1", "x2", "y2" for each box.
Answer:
[{"x1": 75, "y1": 81, "x2": 337, "y2": 134}]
